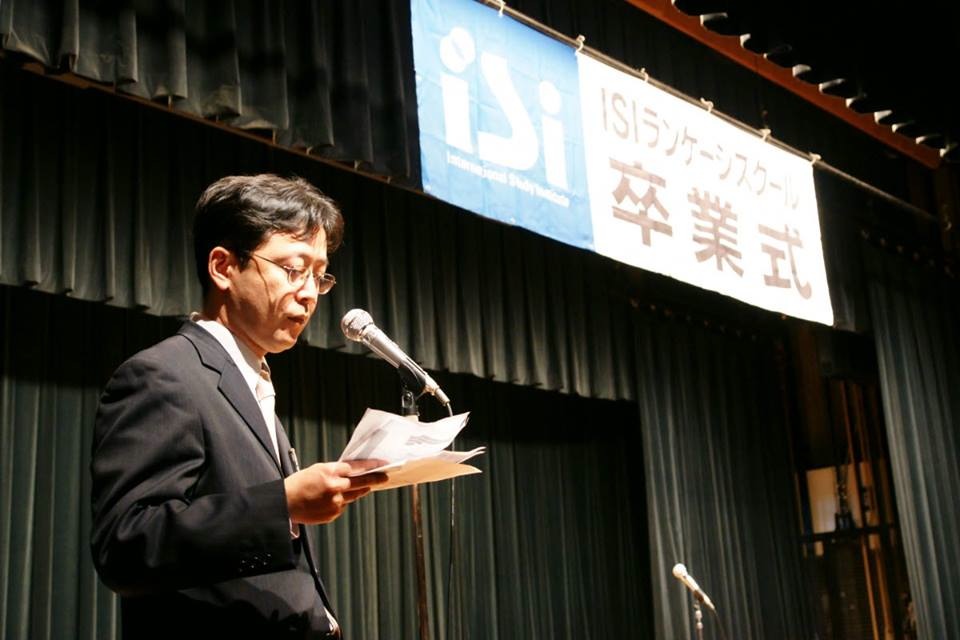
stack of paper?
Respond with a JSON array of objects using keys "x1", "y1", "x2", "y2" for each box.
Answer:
[{"x1": 340, "y1": 409, "x2": 485, "y2": 490}]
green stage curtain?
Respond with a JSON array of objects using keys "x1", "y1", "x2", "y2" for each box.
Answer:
[
  {"x1": 634, "y1": 315, "x2": 815, "y2": 640},
  {"x1": 0, "y1": 283, "x2": 652, "y2": 639},
  {"x1": 866, "y1": 247, "x2": 960, "y2": 640},
  {"x1": 0, "y1": 0, "x2": 416, "y2": 178},
  {"x1": 0, "y1": 62, "x2": 636, "y2": 401}
]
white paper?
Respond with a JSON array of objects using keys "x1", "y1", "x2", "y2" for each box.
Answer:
[{"x1": 339, "y1": 409, "x2": 485, "y2": 490}]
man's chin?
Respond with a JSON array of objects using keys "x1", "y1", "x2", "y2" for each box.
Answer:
[{"x1": 267, "y1": 331, "x2": 301, "y2": 353}]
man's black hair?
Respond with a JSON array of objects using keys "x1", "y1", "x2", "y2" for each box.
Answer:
[{"x1": 193, "y1": 174, "x2": 343, "y2": 296}]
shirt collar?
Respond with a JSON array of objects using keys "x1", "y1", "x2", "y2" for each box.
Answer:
[{"x1": 190, "y1": 313, "x2": 263, "y2": 395}]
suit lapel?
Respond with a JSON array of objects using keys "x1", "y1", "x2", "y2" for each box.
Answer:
[
  {"x1": 178, "y1": 322, "x2": 282, "y2": 475},
  {"x1": 275, "y1": 419, "x2": 295, "y2": 477}
]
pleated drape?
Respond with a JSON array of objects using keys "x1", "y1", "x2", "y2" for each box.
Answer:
[
  {"x1": 634, "y1": 316, "x2": 815, "y2": 640},
  {"x1": 0, "y1": 283, "x2": 652, "y2": 640},
  {"x1": 865, "y1": 247, "x2": 960, "y2": 640},
  {"x1": 0, "y1": 289, "x2": 174, "y2": 639},
  {"x1": 0, "y1": 62, "x2": 637, "y2": 401},
  {"x1": 0, "y1": 0, "x2": 416, "y2": 178}
]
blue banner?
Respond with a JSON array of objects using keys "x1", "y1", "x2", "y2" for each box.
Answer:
[{"x1": 411, "y1": 0, "x2": 592, "y2": 249}]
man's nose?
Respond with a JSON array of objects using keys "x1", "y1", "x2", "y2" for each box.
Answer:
[{"x1": 296, "y1": 273, "x2": 320, "y2": 306}]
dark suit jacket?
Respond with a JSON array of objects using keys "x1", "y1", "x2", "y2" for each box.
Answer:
[{"x1": 91, "y1": 321, "x2": 338, "y2": 639}]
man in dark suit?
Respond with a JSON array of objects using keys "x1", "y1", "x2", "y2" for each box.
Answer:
[{"x1": 90, "y1": 174, "x2": 385, "y2": 638}]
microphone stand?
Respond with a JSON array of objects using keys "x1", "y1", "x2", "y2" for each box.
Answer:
[
  {"x1": 400, "y1": 385, "x2": 431, "y2": 640},
  {"x1": 692, "y1": 599, "x2": 704, "y2": 640}
]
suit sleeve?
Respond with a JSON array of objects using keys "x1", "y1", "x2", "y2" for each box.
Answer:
[{"x1": 90, "y1": 353, "x2": 297, "y2": 597}]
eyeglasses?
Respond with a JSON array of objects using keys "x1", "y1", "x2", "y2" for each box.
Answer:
[{"x1": 247, "y1": 253, "x2": 336, "y2": 294}]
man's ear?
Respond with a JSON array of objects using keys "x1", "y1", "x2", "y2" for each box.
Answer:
[{"x1": 207, "y1": 247, "x2": 235, "y2": 292}]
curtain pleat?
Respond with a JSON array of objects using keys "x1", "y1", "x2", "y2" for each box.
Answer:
[
  {"x1": 413, "y1": 376, "x2": 653, "y2": 640},
  {"x1": 1, "y1": 0, "x2": 415, "y2": 178},
  {"x1": 865, "y1": 246, "x2": 960, "y2": 640},
  {"x1": 0, "y1": 283, "x2": 652, "y2": 639},
  {"x1": 467, "y1": 218, "x2": 504, "y2": 383},
  {"x1": 280, "y1": 1, "x2": 332, "y2": 150},
  {"x1": 448, "y1": 211, "x2": 484, "y2": 376},
  {"x1": 0, "y1": 290, "x2": 134, "y2": 639},
  {"x1": 635, "y1": 316, "x2": 815, "y2": 640}
]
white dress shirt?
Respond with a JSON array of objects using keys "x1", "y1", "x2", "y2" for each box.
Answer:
[{"x1": 192, "y1": 315, "x2": 281, "y2": 464}]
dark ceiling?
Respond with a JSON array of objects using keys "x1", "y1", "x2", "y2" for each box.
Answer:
[{"x1": 672, "y1": 0, "x2": 960, "y2": 161}]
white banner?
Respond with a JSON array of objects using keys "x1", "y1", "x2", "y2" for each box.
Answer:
[{"x1": 578, "y1": 54, "x2": 832, "y2": 324}]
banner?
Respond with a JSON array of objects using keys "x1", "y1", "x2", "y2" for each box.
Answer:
[
  {"x1": 411, "y1": 0, "x2": 833, "y2": 325},
  {"x1": 411, "y1": 0, "x2": 591, "y2": 248},
  {"x1": 578, "y1": 56, "x2": 832, "y2": 323}
]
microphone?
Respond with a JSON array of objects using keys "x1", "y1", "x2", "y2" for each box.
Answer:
[
  {"x1": 672, "y1": 563, "x2": 716, "y2": 611},
  {"x1": 341, "y1": 309, "x2": 450, "y2": 406}
]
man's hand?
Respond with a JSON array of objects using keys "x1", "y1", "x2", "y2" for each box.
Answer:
[{"x1": 284, "y1": 460, "x2": 387, "y2": 525}]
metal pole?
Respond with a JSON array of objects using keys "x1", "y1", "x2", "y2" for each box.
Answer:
[
  {"x1": 412, "y1": 484, "x2": 431, "y2": 640},
  {"x1": 401, "y1": 388, "x2": 431, "y2": 640}
]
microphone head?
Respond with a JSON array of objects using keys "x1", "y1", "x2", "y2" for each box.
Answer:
[
  {"x1": 672, "y1": 563, "x2": 688, "y2": 579},
  {"x1": 341, "y1": 308, "x2": 374, "y2": 342}
]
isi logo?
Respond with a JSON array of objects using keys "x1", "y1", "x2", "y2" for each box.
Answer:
[{"x1": 436, "y1": 26, "x2": 570, "y2": 190}]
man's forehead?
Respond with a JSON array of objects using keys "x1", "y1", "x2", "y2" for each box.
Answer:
[{"x1": 259, "y1": 229, "x2": 327, "y2": 254}]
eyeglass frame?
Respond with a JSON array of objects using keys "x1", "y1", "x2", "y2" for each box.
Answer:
[{"x1": 245, "y1": 253, "x2": 336, "y2": 294}]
